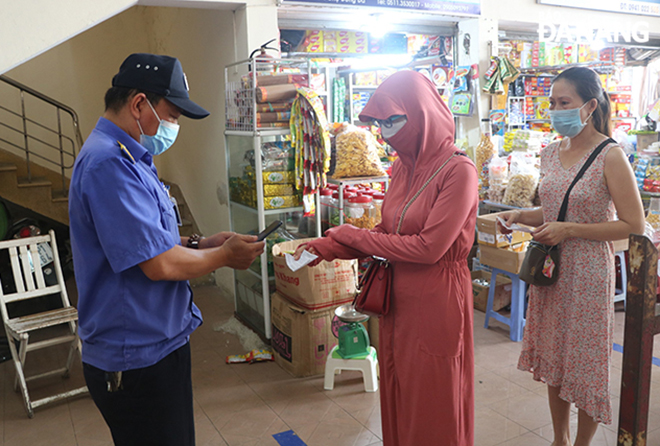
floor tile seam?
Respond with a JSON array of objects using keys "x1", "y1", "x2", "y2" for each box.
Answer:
[
  {"x1": 193, "y1": 400, "x2": 230, "y2": 446},
  {"x1": 492, "y1": 428, "x2": 547, "y2": 445},
  {"x1": 332, "y1": 400, "x2": 382, "y2": 440},
  {"x1": 485, "y1": 367, "x2": 540, "y2": 394},
  {"x1": 65, "y1": 399, "x2": 80, "y2": 446},
  {"x1": 241, "y1": 374, "x2": 297, "y2": 417},
  {"x1": 478, "y1": 406, "x2": 538, "y2": 438},
  {"x1": 485, "y1": 396, "x2": 551, "y2": 429}
]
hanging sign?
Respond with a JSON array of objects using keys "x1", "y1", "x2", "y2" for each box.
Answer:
[
  {"x1": 538, "y1": 0, "x2": 660, "y2": 17},
  {"x1": 284, "y1": 0, "x2": 480, "y2": 15},
  {"x1": 538, "y1": 21, "x2": 650, "y2": 44}
]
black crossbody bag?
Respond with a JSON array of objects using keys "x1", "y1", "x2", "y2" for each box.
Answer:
[{"x1": 519, "y1": 138, "x2": 615, "y2": 286}]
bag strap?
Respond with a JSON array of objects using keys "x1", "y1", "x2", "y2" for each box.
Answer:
[
  {"x1": 556, "y1": 138, "x2": 615, "y2": 223},
  {"x1": 396, "y1": 152, "x2": 462, "y2": 234}
]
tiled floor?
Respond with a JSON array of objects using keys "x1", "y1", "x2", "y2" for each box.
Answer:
[{"x1": 1, "y1": 284, "x2": 659, "y2": 446}]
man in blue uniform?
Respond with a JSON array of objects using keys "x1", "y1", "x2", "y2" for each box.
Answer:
[{"x1": 68, "y1": 53, "x2": 264, "y2": 446}]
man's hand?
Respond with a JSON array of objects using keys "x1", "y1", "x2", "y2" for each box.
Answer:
[
  {"x1": 201, "y1": 231, "x2": 235, "y2": 249},
  {"x1": 222, "y1": 234, "x2": 265, "y2": 270}
]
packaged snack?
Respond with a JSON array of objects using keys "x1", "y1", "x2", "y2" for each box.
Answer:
[
  {"x1": 264, "y1": 195, "x2": 300, "y2": 210},
  {"x1": 502, "y1": 161, "x2": 539, "y2": 209},
  {"x1": 226, "y1": 348, "x2": 275, "y2": 364},
  {"x1": 333, "y1": 125, "x2": 387, "y2": 178},
  {"x1": 476, "y1": 133, "x2": 496, "y2": 194},
  {"x1": 256, "y1": 84, "x2": 298, "y2": 103}
]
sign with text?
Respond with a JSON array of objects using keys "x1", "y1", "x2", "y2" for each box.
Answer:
[
  {"x1": 285, "y1": 0, "x2": 480, "y2": 15},
  {"x1": 538, "y1": 0, "x2": 660, "y2": 17}
]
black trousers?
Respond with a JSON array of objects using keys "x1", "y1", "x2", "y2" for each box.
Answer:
[{"x1": 83, "y1": 342, "x2": 195, "y2": 446}]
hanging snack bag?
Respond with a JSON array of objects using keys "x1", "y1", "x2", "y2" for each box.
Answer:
[
  {"x1": 487, "y1": 155, "x2": 508, "y2": 203},
  {"x1": 475, "y1": 133, "x2": 496, "y2": 195},
  {"x1": 333, "y1": 125, "x2": 387, "y2": 178}
]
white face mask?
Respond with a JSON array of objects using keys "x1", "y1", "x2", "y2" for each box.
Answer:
[{"x1": 380, "y1": 117, "x2": 408, "y2": 139}]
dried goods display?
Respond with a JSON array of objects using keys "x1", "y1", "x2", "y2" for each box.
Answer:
[
  {"x1": 333, "y1": 124, "x2": 387, "y2": 178},
  {"x1": 502, "y1": 173, "x2": 538, "y2": 208}
]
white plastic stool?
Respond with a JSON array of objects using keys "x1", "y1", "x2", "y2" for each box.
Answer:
[{"x1": 324, "y1": 345, "x2": 378, "y2": 393}]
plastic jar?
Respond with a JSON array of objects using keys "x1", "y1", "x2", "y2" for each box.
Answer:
[
  {"x1": 647, "y1": 197, "x2": 660, "y2": 232},
  {"x1": 373, "y1": 192, "x2": 384, "y2": 224},
  {"x1": 345, "y1": 195, "x2": 376, "y2": 229},
  {"x1": 319, "y1": 188, "x2": 333, "y2": 232},
  {"x1": 330, "y1": 191, "x2": 356, "y2": 227}
]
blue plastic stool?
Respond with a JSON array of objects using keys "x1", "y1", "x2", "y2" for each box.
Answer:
[
  {"x1": 483, "y1": 268, "x2": 527, "y2": 342},
  {"x1": 614, "y1": 251, "x2": 627, "y2": 310}
]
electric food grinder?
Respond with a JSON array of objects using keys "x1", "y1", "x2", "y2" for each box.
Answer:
[{"x1": 334, "y1": 304, "x2": 370, "y2": 359}]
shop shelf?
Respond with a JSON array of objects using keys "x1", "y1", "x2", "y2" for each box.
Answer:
[
  {"x1": 230, "y1": 200, "x2": 304, "y2": 216},
  {"x1": 519, "y1": 61, "x2": 615, "y2": 75},
  {"x1": 328, "y1": 176, "x2": 390, "y2": 186},
  {"x1": 225, "y1": 129, "x2": 290, "y2": 138}
]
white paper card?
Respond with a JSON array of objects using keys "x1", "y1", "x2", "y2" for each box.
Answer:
[
  {"x1": 285, "y1": 251, "x2": 319, "y2": 272},
  {"x1": 497, "y1": 216, "x2": 535, "y2": 233}
]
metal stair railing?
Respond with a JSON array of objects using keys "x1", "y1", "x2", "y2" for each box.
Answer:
[{"x1": 0, "y1": 75, "x2": 82, "y2": 197}]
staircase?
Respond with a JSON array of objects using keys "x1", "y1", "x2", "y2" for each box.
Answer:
[{"x1": 0, "y1": 76, "x2": 80, "y2": 226}]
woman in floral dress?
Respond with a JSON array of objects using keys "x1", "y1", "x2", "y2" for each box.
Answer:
[{"x1": 501, "y1": 67, "x2": 644, "y2": 446}]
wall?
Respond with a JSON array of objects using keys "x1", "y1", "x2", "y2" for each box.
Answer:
[
  {"x1": 144, "y1": 6, "x2": 244, "y2": 293},
  {"x1": 0, "y1": 0, "x2": 138, "y2": 75}
]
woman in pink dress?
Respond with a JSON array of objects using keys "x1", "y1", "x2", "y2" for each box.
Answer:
[
  {"x1": 501, "y1": 67, "x2": 644, "y2": 446},
  {"x1": 295, "y1": 71, "x2": 478, "y2": 445}
]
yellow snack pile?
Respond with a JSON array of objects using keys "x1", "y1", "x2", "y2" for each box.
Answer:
[{"x1": 333, "y1": 127, "x2": 387, "y2": 178}]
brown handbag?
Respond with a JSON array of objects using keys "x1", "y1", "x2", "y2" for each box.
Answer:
[
  {"x1": 353, "y1": 257, "x2": 393, "y2": 316},
  {"x1": 352, "y1": 153, "x2": 460, "y2": 317}
]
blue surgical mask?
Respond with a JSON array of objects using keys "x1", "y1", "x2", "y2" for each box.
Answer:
[
  {"x1": 380, "y1": 117, "x2": 408, "y2": 139},
  {"x1": 548, "y1": 102, "x2": 592, "y2": 138},
  {"x1": 137, "y1": 100, "x2": 180, "y2": 156}
]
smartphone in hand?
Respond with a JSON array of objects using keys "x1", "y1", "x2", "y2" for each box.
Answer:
[{"x1": 256, "y1": 220, "x2": 283, "y2": 242}]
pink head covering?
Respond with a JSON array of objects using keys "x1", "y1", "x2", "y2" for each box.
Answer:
[{"x1": 359, "y1": 70, "x2": 456, "y2": 170}]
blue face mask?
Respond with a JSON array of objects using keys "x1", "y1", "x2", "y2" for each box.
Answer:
[
  {"x1": 548, "y1": 102, "x2": 592, "y2": 138},
  {"x1": 137, "y1": 100, "x2": 180, "y2": 156}
]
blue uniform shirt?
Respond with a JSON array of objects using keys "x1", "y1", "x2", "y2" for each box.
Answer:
[{"x1": 69, "y1": 117, "x2": 202, "y2": 372}]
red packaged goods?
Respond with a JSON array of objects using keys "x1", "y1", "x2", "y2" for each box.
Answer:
[
  {"x1": 256, "y1": 84, "x2": 298, "y2": 103},
  {"x1": 257, "y1": 74, "x2": 308, "y2": 86}
]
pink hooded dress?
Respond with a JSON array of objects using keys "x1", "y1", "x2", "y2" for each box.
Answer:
[{"x1": 307, "y1": 71, "x2": 478, "y2": 446}]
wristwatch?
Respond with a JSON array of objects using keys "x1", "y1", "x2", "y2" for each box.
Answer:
[{"x1": 187, "y1": 233, "x2": 203, "y2": 249}]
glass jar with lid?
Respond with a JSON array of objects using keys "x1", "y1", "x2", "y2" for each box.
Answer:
[{"x1": 344, "y1": 195, "x2": 376, "y2": 229}]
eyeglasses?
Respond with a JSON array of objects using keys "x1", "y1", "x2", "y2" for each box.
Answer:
[{"x1": 373, "y1": 115, "x2": 406, "y2": 129}]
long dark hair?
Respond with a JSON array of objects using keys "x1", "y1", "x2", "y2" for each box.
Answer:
[{"x1": 553, "y1": 67, "x2": 612, "y2": 137}]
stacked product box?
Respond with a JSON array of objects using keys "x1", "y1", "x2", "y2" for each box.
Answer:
[
  {"x1": 229, "y1": 141, "x2": 301, "y2": 210},
  {"x1": 476, "y1": 211, "x2": 533, "y2": 274}
]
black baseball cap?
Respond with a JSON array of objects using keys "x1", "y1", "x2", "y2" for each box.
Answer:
[{"x1": 112, "y1": 53, "x2": 210, "y2": 120}]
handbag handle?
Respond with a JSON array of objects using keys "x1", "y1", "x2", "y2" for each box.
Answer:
[
  {"x1": 556, "y1": 138, "x2": 615, "y2": 223},
  {"x1": 395, "y1": 152, "x2": 464, "y2": 234}
]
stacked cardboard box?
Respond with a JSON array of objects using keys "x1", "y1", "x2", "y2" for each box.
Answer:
[{"x1": 270, "y1": 239, "x2": 359, "y2": 377}]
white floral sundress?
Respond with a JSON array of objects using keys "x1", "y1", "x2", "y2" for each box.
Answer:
[{"x1": 518, "y1": 140, "x2": 616, "y2": 424}]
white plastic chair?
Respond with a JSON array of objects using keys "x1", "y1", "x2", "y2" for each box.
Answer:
[{"x1": 0, "y1": 230, "x2": 87, "y2": 417}]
